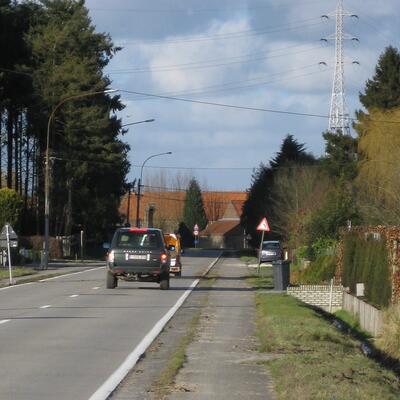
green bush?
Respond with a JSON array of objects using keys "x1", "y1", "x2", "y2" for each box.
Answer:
[
  {"x1": 300, "y1": 255, "x2": 337, "y2": 284},
  {"x1": 342, "y1": 233, "x2": 391, "y2": 308},
  {"x1": 0, "y1": 188, "x2": 23, "y2": 230}
]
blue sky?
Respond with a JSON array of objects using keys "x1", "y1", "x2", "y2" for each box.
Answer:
[{"x1": 85, "y1": 0, "x2": 399, "y2": 191}]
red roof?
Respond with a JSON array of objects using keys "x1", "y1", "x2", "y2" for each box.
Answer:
[{"x1": 200, "y1": 220, "x2": 242, "y2": 236}]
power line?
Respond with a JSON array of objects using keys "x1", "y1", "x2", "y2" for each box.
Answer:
[
  {"x1": 121, "y1": 89, "x2": 330, "y2": 120},
  {"x1": 108, "y1": 44, "x2": 321, "y2": 74},
  {"x1": 120, "y1": 90, "x2": 400, "y2": 125},
  {"x1": 133, "y1": 164, "x2": 254, "y2": 171},
  {"x1": 91, "y1": 1, "x2": 321, "y2": 15},
  {"x1": 139, "y1": 65, "x2": 331, "y2": 100},
  {"x1": 116, "y1": 19, "x2": 323, "y2": 46}
]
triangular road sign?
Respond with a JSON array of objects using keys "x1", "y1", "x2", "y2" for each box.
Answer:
[
  {"x1": 256, "y1": 217, "x2": 270, "y2": 232},
  {"x1": 0, "y1": 223, "x2": 18, "y2": 240}
]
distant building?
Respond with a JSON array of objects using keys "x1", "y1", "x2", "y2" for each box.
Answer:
[
  {"x1": 199, "y1": 200, "x2": 246, "y2": 249},
  {"x1": 119, "y1": 191, "x2": 246, "y2": 246}
]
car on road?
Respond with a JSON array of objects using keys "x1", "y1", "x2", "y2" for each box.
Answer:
[
  {"x1": 164, "y1": 233, "x2": 182, "y2": 277},
  {"x1": 105, "y1": 228, "x2": 173, "y2": 290},
  {"x1": 259, "y1": 240, "x2": 282, "y2": 263}
]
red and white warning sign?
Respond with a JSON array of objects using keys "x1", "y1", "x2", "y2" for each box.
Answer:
[{"x1": 256, "y1": 217, "x2": 270, "y2": 232}]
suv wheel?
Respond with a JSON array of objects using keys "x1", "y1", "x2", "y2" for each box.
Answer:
[
  {"x1": 160, "y1": 274, "x2": 170, "y2": 290},
  {"x1": 106, "y1": 270, "x2": 117, "y2": 289}
]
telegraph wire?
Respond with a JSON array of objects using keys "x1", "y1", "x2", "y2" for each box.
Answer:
[
  {"x1": 108, "y1": 44, "x2": 321, "y2": 74},
  {"x1": 91, "y1": 1, "x2": 322, "y2": 15},
  {"x1": 116, "y1": 19, "x2": 323, "y2": 46}
]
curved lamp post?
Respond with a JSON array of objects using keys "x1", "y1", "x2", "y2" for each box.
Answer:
[
  {"x1": 136, "y1": 151, "x2": 172, "y2": 228},
  {"x1": 41, "y1": 89, "x2": 117, "y2": 269},
  {"x1": 121, "y1": 118, "x2": 155, "y2": 128}
]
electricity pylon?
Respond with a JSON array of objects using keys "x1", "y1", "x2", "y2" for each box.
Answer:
[{"x1": 322, "y1": 0, "x2": 358, "y2": 135}]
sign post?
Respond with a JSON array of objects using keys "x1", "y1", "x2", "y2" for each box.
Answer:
[
  {"x1": 193, "y1": 224, "x2": 199, "y2": 248},
  {"x1": 0, "y1": 224, "x2": 18, "y2": 285},
  {"x1": 256, "y1": 217, "x2": 270, "y2": 274}
]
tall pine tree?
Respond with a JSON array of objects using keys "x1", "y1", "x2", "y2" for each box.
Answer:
[
  {"x1": 182, "y1": 178, "x2": 208, "y2": 231},
  {"x1": 359, "y1": 46, "x2": 400, "y2": 110}
]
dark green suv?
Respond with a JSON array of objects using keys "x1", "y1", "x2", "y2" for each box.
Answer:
[{"x1": 105, "y1": 228, "x2": 171, "y2": 290}]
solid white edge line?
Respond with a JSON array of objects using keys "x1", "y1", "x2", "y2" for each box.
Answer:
[
  {"x1": 0, "y1": 319, "x2": 10, "y2": 325},
  {"x1": 39, "y1": 266, "x2": 105, "y2": 282},
  {"x1": 0, "y1": 282, "x2": 34, "y2": 292},
  {"x1": 0, "y1": 266, "x2": 105, "y2": 292},
  {"x1": 88, "y1": 254, "x2": 221, "y2": 400}
]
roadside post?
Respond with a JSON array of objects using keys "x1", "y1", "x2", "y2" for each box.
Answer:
[
  {"x1": 193, "y1": 224, "x2": 199, "y2": 248},
  {"x1": 256, "y1": 217, "x2": 270, "y2": 275},
  {"x1": 0, "y1": 223, "x2": 18, "y2": 285}
]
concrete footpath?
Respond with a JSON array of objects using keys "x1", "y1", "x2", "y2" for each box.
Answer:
[{"x1": 165, "y1": 256, "x2": 275, "y2": 400}]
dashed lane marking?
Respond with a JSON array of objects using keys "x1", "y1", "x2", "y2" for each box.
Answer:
[
  {"x1": 0, "y1": 320, "x2": 10, "y2": 325},
  {"x1": 70, "y1": 294, "x2": 79, "y2": 298},
  {"x1": 40, "y1": 305, "x2": 52, "y2": 309}
]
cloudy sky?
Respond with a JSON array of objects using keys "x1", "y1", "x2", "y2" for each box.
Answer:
[{"x1": 85, "y1": 0, "x2": 399, "y2": 191}]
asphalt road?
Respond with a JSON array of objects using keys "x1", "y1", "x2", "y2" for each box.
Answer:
[{"x1": 0, "y1": 250, "x2": 220, "y2": 400}]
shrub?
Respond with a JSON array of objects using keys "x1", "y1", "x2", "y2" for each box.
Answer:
[
  {"x1": 300, "y1": 255, "x2": 337, "y2": 284},
  {"x1": 342, "y1": 233, "x2": 391, "y2": 308},
  {"x1": 0, "y1": 188, "x2": 23, "y2": 230}
]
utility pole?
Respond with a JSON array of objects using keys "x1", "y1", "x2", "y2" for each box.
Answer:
[
  {"x1": 126, "y1": 180, "x2": 136, "y2": 227},
  {"x1": 322, "y1": 0, "x2": 358, "y2": 136}
]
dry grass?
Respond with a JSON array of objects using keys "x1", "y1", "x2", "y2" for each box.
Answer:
[
  {"x1": 252, "y1": 285, "x2": 400, "y2": 400},
  {"x1": 377, "y1": 304, "x2": 400, "y2": 359}
]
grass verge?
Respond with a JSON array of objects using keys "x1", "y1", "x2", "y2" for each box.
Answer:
[
  {"x1": 0, "y1": 267, "x2": 36, "y2": 280},
  {"x1": 251, "y1": 277, "x2": 400, "y2": 400}
]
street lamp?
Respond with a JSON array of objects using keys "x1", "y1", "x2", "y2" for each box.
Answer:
[
  {"x1": 41, "y1": 88, "x2": 117, "y2": 269},
  {"x1": 136, "y1": 151, "x2": 172, "y2": 227},
  {"x1": 121, "y1": 118, "x2": 155, "y2": 128}
]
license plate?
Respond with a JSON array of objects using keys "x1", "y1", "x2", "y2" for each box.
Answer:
[
  {"x1": 170, "y1": 259, "x2": 176, "y2": 266},
  {"x1": 127, "y1": 254, "x2": 148, "y2": 260}
]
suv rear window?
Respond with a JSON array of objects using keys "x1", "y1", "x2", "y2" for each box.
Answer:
[
  {"x1": 115, "y1": 231, "x2": 162, "y2": 249},
  {"x1": 262, "y1": 242, "x2": 281, "y2": 250}
]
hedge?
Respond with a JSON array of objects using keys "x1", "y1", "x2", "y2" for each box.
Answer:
[{"x1": 342, "y1": 232, "x2": 391, "y2": 308}]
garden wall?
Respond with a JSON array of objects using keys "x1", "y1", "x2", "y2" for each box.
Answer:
[{"x1": 287, "y1": 284, "x2": 343, "y2": 312}]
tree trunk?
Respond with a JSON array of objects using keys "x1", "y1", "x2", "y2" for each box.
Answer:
[
  {"x1": 6, "y1": 108, "x2": 13, "y2": 189},
  {"x1": 14, "y1": 111, "x2": 19, "y2": 192}
]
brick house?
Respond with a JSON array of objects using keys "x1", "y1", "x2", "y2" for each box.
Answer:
[
  {"x1": 119, "y1": 191, "x2": 246, "y2": 245},
  {"x1": 198, "y1": 200, "x2": 246, "y2": 249}
]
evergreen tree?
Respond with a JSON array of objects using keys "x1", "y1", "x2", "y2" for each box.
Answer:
[
  {"x1": 182, "y1": 178, "x2": 207, "y2": 233},
  {"x1": 241, "y1": 134, "x2": 315, "y2": 247},
  {"x1": 27, "y1": 0, "x2": 129, "y2": 240},
  {"x1": 359, "y1": 46, "x2": 400, "y2": 110},
  {"x1": 321, "y1": 130, "x2": 358, "y2": 180}
]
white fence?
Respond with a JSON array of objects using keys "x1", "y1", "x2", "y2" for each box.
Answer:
[{"x1": 342, "y1": 292, "x2": 383, "y2": 336}]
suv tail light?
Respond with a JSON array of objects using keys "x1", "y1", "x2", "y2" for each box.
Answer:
[
  {"x1": 161, "y1": 253, "x2": 168, "y2": 264},
  {"x1": 107, "y1": 250, "x2": 115, "y2": 263}
]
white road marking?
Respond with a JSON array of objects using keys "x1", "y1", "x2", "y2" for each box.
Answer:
[
  {"x1": 69, "y1": 294, "x2": 79, "y2": 298},
  {"x1": 0, "y1": 319, "x2": 10, "y2": 325},
  {"x1": 92, "y1": 286, "x2": 100, "y2": 290},
  {"x1": 39, "y1": 266, "x2": 105, "y2": 282},
  {"x1": 88, "y1": 255, "x2": 221, "y2": 400},
  {"x1": 0, "y1": 282, "x2": 34, "y2": 292},
  {"x1": 0, "y1": 266, "x2": 105, "y2": 292},
  {"x1": 40, "y1": 305, "x2": 52, "y2": 309}
]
